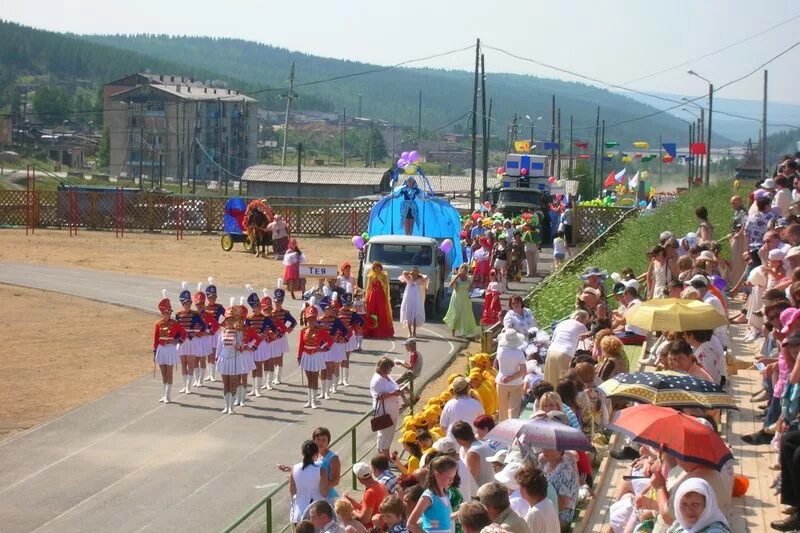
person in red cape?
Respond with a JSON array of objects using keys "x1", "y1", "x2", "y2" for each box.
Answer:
[
  {"x1": 365, "y1": 261, "x2": 395, "y2": 339},
  {"x1": 480, "y1": 270, "x2": 502, "y2": 325}
]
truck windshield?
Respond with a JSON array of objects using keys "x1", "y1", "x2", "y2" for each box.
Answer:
[
  {"x1": 368, "y1": 244, "x2": 433, "y2": 267},
  {"x1": 498, "y1": 190, "x2": 543, "y2": 205}
]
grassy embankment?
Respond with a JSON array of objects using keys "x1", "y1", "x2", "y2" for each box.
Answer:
[{"x1": 529, "y1": 181, "x2": 748, "y2": 327}]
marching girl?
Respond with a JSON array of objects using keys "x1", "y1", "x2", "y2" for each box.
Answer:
[
  {"x1": 267, "y1": 280, "x2": 297, "y2": 386},
  {"x1": 318, "y1": 296, "x2": 348, "y2": 399},
  {"x1": 352, "y1": 287, "x2": 366, "y2": 351},
  {"x1": 297, "y1": 306, "x2": 333, "y2": 409},
  {"x1": 192, "y1": 284, "x2": 212, "y2": 387},
  {"x1": 338, "y1": 291, "x2": 365, "y2": 388},
  {"x1": 202, "y1": 277, "x2": 225, "y2": 382},
  {"x1": 244, "y1": 286, "x2": 278, "y2": 397},
  {"x1": 472, "y1": 237, "x2": 492, "y2": 289},
  {"x1": 236, "y1": 298, "x2": 258, "y2": 407},
  {"x1": 215, "y1": 300, "x2": 252, "y2": 414},
  {"x1": 283, "y1": 238, "x2": 307, "y2": 300},
  {"x1": 258, "y1": 289, "x2": 279, "y2": 390},
  {"x1": 175, "y1": 282, "x2": 206, "y2": 394},
  {"x1": 152, "y1": 291, "x2": 187, "y2": 403}
]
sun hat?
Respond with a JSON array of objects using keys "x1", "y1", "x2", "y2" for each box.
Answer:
[
  {"x1": 494, "y1": 462, "x2": 523, "y2": 490},
  {"x1": 398, "y1": 430, "x2": 419, "y2": 445},
  {"x1": 353, "y1": 462, "x2": 372, "y2": 479},
  {"x1": 468, "y1": 368, "x2": 483, "y2": 381},
  {"x1": 486, "y1": 449, "x2": 509, "y2": 464},
  {"x1": 754, "y1": 189, "x2": 771, "y2": 201},
  {"x1": 497, "y1": 329, "x2": 526, "y2": 350},
  {"x1": 780, "y1": 308, "x2": 800, "y2": 334},
  {"x1": 687, "y1": 274, "x2": 709, "y2": 288},
  {"x1": 787, "y1": 246, "x2": 800, "y2": 260},
  {"x1": 768, "y1": 249, "x2": 786, "y2": 262},
  {"x1": 432, "y1": 437, "x2": 458, "y2": 454},
  {"x1": 579, "y1": 267, "x2": 608, "y2": 281},
  {"x1": 698, "y1": 250, "x2": 717, "y2": 262},
  {"x1": 452, "y1": 376, "x2": 470, "y2": 394},
  {"x1": 762, "y1": 178, "x2": 776, "y2": 189},
  {"x1": 659, "y1": 231, "x2": 674, "y2": 243}
]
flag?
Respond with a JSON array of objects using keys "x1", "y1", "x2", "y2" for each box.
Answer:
[
  {"x1": 634, "y1": 153, "x2": 643, "y2": 159},
  {"x1": 633, "y1": 141, "x2": 649, "y2": 149},
  {"x1": 603, "y1": 170, "x2": 617, "y2": 187},
  {"x1": 514, "y1": 140, "x2": 531, "y2": 153},
  {"x1": 605, "y1": 141, "x2": 619, "y2": 148},
  {"x1": 573, "y1": 142, "x2": 589, "y2": 150},
  {"x1": 621, "y1": 155, "x2": 633, "y2": 163},
  {"x1": 629, "y1": 171, "x2": 640, "y2": 188},
  {"x1": 690, "y1": 142, "x2": 707, "y2": 155},
  {"x1": 614, "y1": 168, "x2": 627, "y2": 183},
  {"x1": 577, "y1": 154, "x2": 591, "y2": 159},
  {"x1": 661, "y1": 143, "x2": 677, "y2": 158},
  {"x1": 663, "y1": 155, "x2": 674, "y2": 163},
  {"x1": 543, "y1": 141, "x2": 560, "y2": 150}
]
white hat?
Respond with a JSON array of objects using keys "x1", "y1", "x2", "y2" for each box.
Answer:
[
  {"x1": 498, "y1": 329, "x2": 526, "y2": 349},
  {"x1": 786, "y1": 246, "x2": 800, "y2": 260},
  {"x1": 432, "y1": 437, "x2": 458, "y2": 454},
  {"x1": 680, "y1": 232, "x2": 698, "y2": 247},
  {"x1": 698, "y1": 250, "x2": 717, "y2": 262},
  {"x1": 659, "y1": 231, "x2": 674, "y2": 242},
  {"x1": 763, "y1": 178, "x2": 776, "y2": 189},
  {"x1": 486, "y1": 449, "x2": 509, "y2": 464},
  {"x1": 494, "y1": 462, "x2": 523, "y2": 490},
  {"x1": 687, "y1": 274, "x2": 709, "y2": 288},
  {"x1": 403, "y1": 337, "x2": 418, "y2": 345},
  {"x1": 352, "y1": 462, "x2": 372, "y2": 479},
  {"x1": 768, "y1": 249, "x2": 787, "y2": 261}
]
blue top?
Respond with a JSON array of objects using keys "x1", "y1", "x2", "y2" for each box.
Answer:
[
  {"x1": 315, "y1": 451, "x2": 339, "y2": 499},
  {"x1": 563, "y1": 405, "x2": 581, "y2": 430},
  {"x1": 421, "y1": 488, "x2": 452, "y2": 533}
]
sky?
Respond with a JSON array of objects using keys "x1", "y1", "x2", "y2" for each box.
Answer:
[{"x1": 3, "y1": 0, "x2": 800, "y2": 106}]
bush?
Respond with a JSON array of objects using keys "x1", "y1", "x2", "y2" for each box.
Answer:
[{"x1": 529, "y1": 181, "x2": 748, "y2": 327}]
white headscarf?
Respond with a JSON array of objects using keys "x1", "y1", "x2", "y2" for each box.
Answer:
[{"x1": 673, "y1": 478, "x2": 729, "y2": 532}]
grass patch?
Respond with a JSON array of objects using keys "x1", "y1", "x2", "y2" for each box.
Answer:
[{"x1": 529, "y1": 181, "x2": 749, "y2": 327}]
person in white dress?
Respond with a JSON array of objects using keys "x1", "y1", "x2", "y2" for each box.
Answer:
[
  {"x1": 285, "y1": 440, "x2": 330, "y2": 526},
  {"x1": 398, "y1": 267, "x2": 428, "y2": 338}
]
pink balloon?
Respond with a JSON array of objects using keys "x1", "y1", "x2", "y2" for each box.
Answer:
[
  {"x1": 439, "y1": 239, "x2": 453, "y2": 254},
  {"x1": 520, "y1": 168, "x2": 529, "y2": 176},
  {"x1": 401, "y1": 151, "x2": 409, "y2": 159},
  {"x1": 496, "y1": 167, "x2": 505, "y2": 174},
  {"x1": 548, "y1": 176, "x2": 557, "y2": 184}
]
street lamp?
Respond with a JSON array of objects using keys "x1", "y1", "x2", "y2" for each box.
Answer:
[
  {"x1": 687, "y1": 70, "x2": 713, "y2": 185},
  {"x1": 524, "y1": 115, "x2": 542, "y2": 153}
]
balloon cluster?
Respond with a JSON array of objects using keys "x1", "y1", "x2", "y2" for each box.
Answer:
[
  {"x1": 351, "y1": 232, "x2": 370, "y2": 250},
  {"x1": 439, "y1": 239, "x2": 453, "y2": 254},
  {"x1": 397, "y1": 150, "x2": 422, "y2": 175}
]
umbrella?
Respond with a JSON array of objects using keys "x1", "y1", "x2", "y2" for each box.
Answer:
[
  {"x1": 624, "y1": 298, "x2": 727, "y2": 332},
  {"x1": 487, "y1": 418, "x2": 593, "y2": 451},
  {"x1": 608, "y1": 404, "x2": 733, "y2": 470},
  {"x1": 598, "y1": 371, "x2": 737, "y2": 410}
]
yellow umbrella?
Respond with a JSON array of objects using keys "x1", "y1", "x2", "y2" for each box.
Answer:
[{"x1": 624, "y1": 298, "x2": 727, "y2": 332}]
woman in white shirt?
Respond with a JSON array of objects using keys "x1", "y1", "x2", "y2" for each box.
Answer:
[
  {"x1": 369, "y1": 357, "x2": 404, "y2": 456},
  {"x1": 494, "y1": 329, "x2": 528, "y2": 421},
  {"x1": 288, "y1": 439, "x2": 330, "y2": 525},
  {"x1": 544, "y1": 310, "x2": 590, "y2": 387},
  {"x1": 503, "y1": 295, "x2": 537, "y2": 335}
]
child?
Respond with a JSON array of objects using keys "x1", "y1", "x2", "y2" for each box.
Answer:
[
  {"x1": 553, "y1": 230, "x2": 570, "y2": 268},
  {"x1": 395, "y1": 337, "x2": 423, "y2": 385},
  {"x1": 380, "y1": 496, "x2": 409, "y2": 533},
  {"x1": 282, "y1": 238, "x2": 306, "y2": 299}
]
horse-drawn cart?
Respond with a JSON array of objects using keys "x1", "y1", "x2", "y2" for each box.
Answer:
[{"x1": 220, "y1": 197, "x2": 274, "y2": 252}]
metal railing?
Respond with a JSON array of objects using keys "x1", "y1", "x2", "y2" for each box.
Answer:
[{"x1": 222, "y1": 379, "x2": 415, "y2": 533}]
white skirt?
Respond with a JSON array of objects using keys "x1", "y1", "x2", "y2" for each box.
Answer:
[
  {"x1": 270, "y1": 336, "x2": 289, "y2": 357},
  {"x1": 299, "y1": 351, "x2": 326, "y2": 372},
  {"x1": 243, "y1": 349, "x2": 256, "y2": 373},
  {"x1": 178, "y1": 337, "x2": 201, "y2": 356},
  {"x1": 254, "y1": 342, "x2": 271, "y2": 362},
  {"x1": 155, "y1": 344, "x2": 180, "y2": 366},
  {"x1": 216, "y1": 353, "x2": 249, "y2": 376},
  {"x1": 345, "y1": 336, "x2": 358, "y2": 352},
  {"x1": 193, "y1": 336, "x2": 212, "y2": 357}
]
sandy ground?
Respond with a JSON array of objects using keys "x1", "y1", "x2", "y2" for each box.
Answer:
[
  {"x1": 0, "y1": 284, "x2": 154, "y2": 440},
  {"x1": 0, "y1": 229, "x2": 358, "y2": 289}
]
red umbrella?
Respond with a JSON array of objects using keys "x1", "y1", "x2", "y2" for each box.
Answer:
[{"x1": 608, "y1": 404, "x2": 732, "y2": 471}]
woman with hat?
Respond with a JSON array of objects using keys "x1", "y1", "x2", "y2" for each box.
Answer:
[
  {"x1": 192, "y1": 283, "x2": 213, "y2": 387},
  {"x1": 495, "y1": 329, "x2": 528, "y2": 421},
  {"x1": 297, "y1": 306, "x2": 333, "y2": 409},
  {"x1": 267, "y1": 280, "x2": 297, "y2": 387},
  {"x1": 202, "y1": 277, "x2": 225, "y2": 382},
  {"x1": 216, "y1": 299, "x2": 255, "y2": 414},
  {"x1": 318, "y1": 298, "x2": 349, "y2": 399},
  {"x1": 480, "y1": 270, "x2": 502, "y2": 326},
  {"x1": 283, "y1": 239, "x2": 307, "y2": 300},
  {"x1": 338, "y1": 291, "x2": 364, "y2": 388},
  {"x1": 579, "y1": 267, "x2": 608, "y2": 297},
  {"x1": 393, "y1": 430, "x2": 424, "y2": 475},
  {"x1": 244, "y1": 285, "x2": 279, "y2": 397},
  {"x1": 258, "y1": 289, "x2": 279, "y2": 390},
  {"x1": 365, "y1": 262, "x2": 395, "y2": 339},
  {"x1": 152, "y1": 291, "x2": 187, "y2": 404},
  {"x1": 398, "y1": 266, "x2": 428, "y2": 338},
  {"x1": 472, "y1": 237, "x2": 492, "y2": 289},
  {"x1": 175, "y1": 282, "x2": 206, "y2": 395},
  {"x1": 444, "y1": 264, "x2": 479, "y2": 339}
]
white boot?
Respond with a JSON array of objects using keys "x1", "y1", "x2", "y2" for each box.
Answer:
[
  {"x1": 342, "y1": 367, "x2": 350, "y2": 387},
  {"x1": 330, "y1": 378, "x2": 338, "y2": 395},
  {"x1": 233, "y1": 386, "x2": 241, "y2": 406},
  {"x1": 159, "y1": 383, "x2": 168, "y2": 403},
  {"x1": 182, "y1": 373, "x2": 192, "y2": 393},
  {"x1": 206, "y1": 363, "x2": 216, "y2": 381},
  {"x1": 253, "y1": 377, "x2": 262, "y2": 397},
  {"x1": 263, "y1": 371, "x2": 274, "y2": 390},
  {"x1": 273, "y1": 365, "x2": 282, "y2": 384},
  {"x1": 193, "y1": 367, "x2": 201, "y2": 387},
  {"x1": 303, "y1": 388, "x2": 313, "y2": 408},
  {"x1": 222, "y1": 393, "x2": 230, "y2": 413},
  {"x1": 248, "y1": 377, "x2": 258, "y2": 396},
  {"x1": 311, "y1": 390, "x2": 319, "y2": 409},
  {"x1": 337, "y1": 372, "x2": 344, "y2": 386},
  {"x1": 198, "y1": 366, "x2": 206, "y2": 386},
  {"x1": 318, "y1": 380, "x2": 327, "y2": 400}
]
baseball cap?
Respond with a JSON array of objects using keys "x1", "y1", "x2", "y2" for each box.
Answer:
[
  {"x1": 687, "y1": 274, "x2": 709, "y2": 288},
  {"x1": 452, "y1": 376, "x2": 470, "y2": 394},
  {"x1": 353, "y1": 462, "x2": 372, "y2": 479},
  {"x1": 432, "y1": 437, "x2": 458, "y2": 454},
  {"x1": 754, "y1": 189, "x2": 770, "y2": 201},
  {"x1": 612, "y1": 282, "x2": 627, "y2": 296},
  {"x1": 762, "y1": 178, "x2": 776, "y2": 189},
  {"x1": 494, "y1": 462, "x2": 523, "y2": 490}
]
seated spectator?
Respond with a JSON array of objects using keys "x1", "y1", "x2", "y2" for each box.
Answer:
[
  {"x1": 458, "y1": 501, "x2": 493, "y2": 533},
  {"x1": 514, "y1": 462, "x2": 560, "y2": 533},
  {"x1": 334, "y1": 499, "x2": 367, "y2": 533},
  {"x1": 613, "y1": 286, "x2": 648, "y2": 345},
  {"x1": 440, "y1": 377, "x2": 484, "y2": 432},
  {"x1": 540, "y1": 447, "x2": 580, "y2": 526},
  {"x1": 685, "y1": 329, "x2": 724, "y2": 386},
  {"x1": 530, "y1": 381, "x2": 555, "y2": 413},
  {"x1": 394, "y1": 431, "x2": 423, "y2": 475},
  {"x1": 555, "y1": 379, "x2": 582, "y2": 430},
  {"x1": 476, "y1": 482, "x2": 528, "y2": 533},
  {"x1": 473, "y1": 414, "x2": 503, "y2": 452},
  {"x1": 379, "y1": 496, "x2": 410, "y2": 533},
  {"x1": 344, "y1": 462, "x2": 389, "y2": 528},
  {"x1": 538, "y1": 391, "x2": 578, "y2": 430},
  {"x1": 596, "y1": 335, "x2": 630, "y2": 381},
  {"x1": 372, "y1": 455, "x2": 398, "y2": 493},
  {"x1": 452, "y1": 421, "x2": 496, "y2": 487},
  {"x1": 666, "y1": 340, "x2": 714, "y2": 382},
  {"x1": 309, "y1": 500, "x2": 346, "y2": 533}
]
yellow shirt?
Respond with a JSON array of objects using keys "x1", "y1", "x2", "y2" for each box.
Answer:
[
  {"x1": 474, "y1": 382, "x2": 497, "y2": 416},
  {"x1": 406, "y1": 455, "x2": 420, "y2": 473},
  {"x1": 430, "y1": 427, "x2": 445, "y2": 441}
]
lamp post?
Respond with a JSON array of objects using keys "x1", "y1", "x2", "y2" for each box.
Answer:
[
  {"x1": 687, "y1": 70, "x2": 713, "y2": 185},
  {"x1": 681, "y1": 98, "x2": 705, "y2": 179},
  {"x1": 524, "y1": 115, "x2": 542, "y2": 153}
]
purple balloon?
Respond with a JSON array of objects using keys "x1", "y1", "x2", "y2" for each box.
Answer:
[
  {"x1": 439, "y1": 239, "x2": 453, "y2": 254},
  {"x1": 408, "y1": 150, "x2": 420, "y2": 163},
  {"x1": 397, "y1": 158, "x2": 408, "y2": 167},
  {"x1": 401, "y1": 151, "x2": 409, "y2": 160},
  {"x1": 712, "y1": 275, "x2": 727, "y2": 292},
  {"x1": 353, "y1": 236, "x2": 365, "y2": 250}
]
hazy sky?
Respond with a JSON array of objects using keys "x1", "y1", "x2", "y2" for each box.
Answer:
[{"x1": 4, "y1": 0, "x2": 800, "y2": 105}]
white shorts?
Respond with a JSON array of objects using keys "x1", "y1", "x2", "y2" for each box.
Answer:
[
  {"x1": 299, "y1": 352, "x2": 326, "y2": 372},
  {"x1": 375, "y1": 418, "x2": 397, "y2": 451},
  {"x1": 242, "y1": 350, "x2": 256, "y2": 373},
  {"x1": 155, "y1": 345, "x2": 179, "y2": 366}
]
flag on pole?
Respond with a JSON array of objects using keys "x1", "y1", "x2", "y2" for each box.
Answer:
[
  {"x1": 614, "y1": 168, "x2": 627, "y2": 183},
  {"x1": 573, "y1": 142, "x2": 589, "y2": 150},
  {"x1": 629, "y1": 171, "x2": 640, "y2": 189},
  {"x1": 514, "y1": 140, "x2": 531, "y2": 153},
  {"x1": 690, "y1": 143, "x2": 707, "y2": 155},
  {"x1": 661, "y1": 143, "x2": 677, "y2": 158},
  {"x1": 603, "y1": 170, "x2": 617, "y2": 187},
  {"x1": 543, "y1": 141, "x2": 560, "y2": 150},
  {"x1": 605, "y1": 141, "x2": 619, "y2": 148},
  {"x1": 632, "y1": 141, "x2": 649, "y2": 149}
]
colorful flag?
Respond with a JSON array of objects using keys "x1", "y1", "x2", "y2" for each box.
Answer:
[
  {"x1": 661, "y1": 143, "x2": 677, "y2": 158},
  {"x1": 690, "y1": 143, "x2": 707, "y2": 155},
  {"x1": 514, "y1": 140, "x2": 531, "y2": 153},
  {"x1": 614, "y1": 168, "x2": 627, "y2": 183},
  {"x1": 629, "y1": 171, "x2": 640, "y2": 188},
  {"x1": 663, "y1": 155, "x2": 674, "y2": 163},
  {"x1": 543, "y1": 141, "x2": 560, "y2": 150},
  {"x1": 634, "y1": 153, "x2": 643, "y2": 159},
  {"x1": 605, "y1": 141, "x2": 619, "y2": 148},
  {"x1": 603, "y1": 170, "x2": 617, "y2": 187},
  {"x1": 633, "y1": 141, "x2": 649, "y2": 149},
  {"x1": 573, "y1": 142, "x2": 589, "y2": 150},
  {"x1": 577, "y1": 154, "x2": 591, "y2": 159},
  {"x1": 621, "y1": 155, "x2": 633, "y2": 163}
]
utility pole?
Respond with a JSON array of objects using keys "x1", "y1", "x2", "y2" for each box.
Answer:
[
  {"x1": 480, "y1": 54, "x2": 488, "y2": 200},
  {"x1": 469, "y1": 38, "x2": 480, "y2": 212},
  {"x1": 599, "y1": 120, "x2": 606, "y2": 185},
  {"x1": 549, "y1": 94, "x2": 556, "y2": 176},
  {"x1": 705, "y1": 82, "x2": 713, "y2": 185},
  {"x1": 512, "y1": 114, "x2": 518, "y2": 143},
  {"x1": 698, "y1": 108, "x2": 705, "y2": 183},
  {"x1": 569, "y1": 115, "x2": 573, "y2": 177},
  {"x1": 418, "y1": 90, "x2": 422, "y2": 143},
  {"x1": 688, "y1": 123, "x2": 694, "y2": 186},
  {"x1": 556, "y1": 108, "x2": 562, "y2": 179},
  {"x1": 296, "y1": 143, "x2": 302, "y2": 196},
  {"x1": 592, "y1": 106, "x2": 599, "y2": 197},
  {"x1": 341, "y1": 107, "x2": 346, "y2": 166},
  {"x1": 658, "y1": 133, "x2": 663, "y2": 182},
  {"x1": 761, "y1": 70, "x2": 768, "y2": 180},
  {"x1": 486, "y1": 98, "x2": 493, "y2": 180},
  {"x1": 138, "y1": 127, "x2": 144, "y2": 190},
  {"x1": 281, "y1": 62, "x2": 296, "y2": 166},
  {"x1": 357, "y1": 94, "x2": 363, "y2": 117}
]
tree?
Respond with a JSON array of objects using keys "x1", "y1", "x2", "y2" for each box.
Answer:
[
  {"x1": 565, "y1": 160, "x2": 594, "y2": 198},
  {"x1": 96, "y1": 128, "x2": 110, "y2": 169},
  {"x1": 32, "y1": 85, "x2": 71, "y2": 125}
]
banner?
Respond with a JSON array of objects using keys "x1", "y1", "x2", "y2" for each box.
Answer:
[
  {"x1": 603, "y1": 170, "x2": 617, "y2": 187},
  {"x1": 661, "y1": 143, "x2": 677, "y2": 158},
  {"x1": 690, "y1": 142, "x2": 707, "y2": 155},
  {"x1": 573, "y1": 142, "x2": 589, "y2": 150},
  {"x1": 605, "y1": 141, "x2": 619, "y2": 148},
  {"x1": 629, "y1": 171, "x2": 640, "y2": 188},
  {"x1": 543, "y1": 142, "x2": 560, "y2": 150},
  {"x1": 632, "y1": 141, "x2": 649, "y2": 149},
  {"x1": 614, "y1": 168, "x2": 627, "y2": 183},
  {"x1": 514, "y1": 140, "x2": 531, "y2": 153}
]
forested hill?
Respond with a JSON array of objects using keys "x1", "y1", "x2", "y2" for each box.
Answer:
[{"x1": 82, "y1": 33, "x2": 697, "y2": 145}]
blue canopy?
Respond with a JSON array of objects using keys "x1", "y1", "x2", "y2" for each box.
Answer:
[
  {"x1": 223, "y1": 197, "x2": 247, "y2": 234},
  {"x1": 367, "y1": 168, "x2": 464, "y2": 268}
]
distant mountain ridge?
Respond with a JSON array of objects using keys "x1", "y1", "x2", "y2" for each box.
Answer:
[{"x1": 81, "y1": 33, "x2": 702, "y2": 145}]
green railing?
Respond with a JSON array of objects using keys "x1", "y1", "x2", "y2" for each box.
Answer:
[{"x1": 222, "y1": 380, "x2": 415, "y2": 533}]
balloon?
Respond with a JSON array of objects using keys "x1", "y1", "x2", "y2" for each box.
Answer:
[
  {"x1": 496, "y1": 167, "x2": 505, "y2": 174},
  {"x1": 483, "y1": 201, "x2": 492, "y2": 210},
  {"x1": 520, "y1": 168, "x2": 529, "y2": 176},
  {"x1": 547, "y1": 176, "x2": 556, "y2": 184},
  {"x1": 408, "y1": 150, "x2": 420, "y2": 163},
  {"x1": 361, "y1": 232, "x2": 369, "y2": 240},
  {"x1": 712, "y1": 275, "x2": 728, "y2": 292},
  {"x1": 397, "y1": 158, "x2": 408, "y2": 167},
  {"x1": 401, "y1": 151, "x2": 409, "y2": 160},
  {"x1": 471, "y1": 212, "x2": 482, "y2": 221},
  {"x1": 352, "y1": 236, "x2": 365, "y2": 250},
  {"x1": 639, "y1": 200, "x2": 648, "y2": 207},
  {"x1": 439, "y1": 239, "x2": 453, "y2": 254}
]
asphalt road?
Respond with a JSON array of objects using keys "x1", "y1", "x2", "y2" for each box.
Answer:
[{"x1": 0, "y1": 262, "x2": 464, "y2": 533}]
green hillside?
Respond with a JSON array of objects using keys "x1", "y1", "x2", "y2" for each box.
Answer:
[{"x1": 81, "y1": 33, "x2": 696, "y2": 145}]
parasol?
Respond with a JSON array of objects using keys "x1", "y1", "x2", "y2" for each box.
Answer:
[
  {"x1": 624, "y1": 298, "x2": 727, "y2": 332},
  {"x1": 486, "y1": 418, "x2": 593, "y2": 451},
  {"x1": 598, "y1": 371, "x2": 737, "y2": 410}
]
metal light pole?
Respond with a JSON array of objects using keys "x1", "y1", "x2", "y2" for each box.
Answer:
[
  {"x1": 687, "y1": 70, "x2": 713, "y2": 185},
  {"x1": 524, "y1": 115, "x2": 542, "y2": 153}
]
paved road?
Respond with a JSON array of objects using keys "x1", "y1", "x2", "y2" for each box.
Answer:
[{"x1": 0, "y1": 263, "x2": 464, "y2": 533}]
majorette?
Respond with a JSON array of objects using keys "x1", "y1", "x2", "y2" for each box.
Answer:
[
  {"x1": 265, "y1": 278, "x2": 296, "y2": 387},
  {"x1": 175, "y1": 281, "x2": 206, "y2": 394},
  {"x1": 317, "y1": 295, "x2": 349, "y2": 400},
  {"x1": 244, "y1": 284, "x2": 278, "y2": 397},
  {"x1": 202, "y1": 277, "x2": 225, "y2": 382},
  {"x1": 152, "y1": 290, "x2": 187, "y2": 403},
  {"x1": 297, "y1": 305, "x2": 333, "y2": 409},
  {"x1": 338, "y1": 289, "x2": 365, "y2": 387}
]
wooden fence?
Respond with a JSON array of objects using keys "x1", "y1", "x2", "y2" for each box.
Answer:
[
  {"x1": 0, "y1": 190, "x2": 376, "y2": 237},
  {"x1": 573, "y1": 205, "x2": 634, "y2": 244}
]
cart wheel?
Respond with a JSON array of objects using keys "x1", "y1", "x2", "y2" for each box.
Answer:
[
  {"x1": 221, "y1": 234, "x2": 234, "y2": 251},
  {"x1": 244, "y1": 236, "x2": 255, "y2": 252}
]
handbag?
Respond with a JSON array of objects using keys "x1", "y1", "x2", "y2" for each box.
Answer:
[{"x1": 370, "y1": 399, "x2": 394, "y2": 432}]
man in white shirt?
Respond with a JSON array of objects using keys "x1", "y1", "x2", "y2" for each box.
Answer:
[
  {"x1": 773, "y1": 175, "x2": 793, "y2": 218},
  {"x1": 688, "y1": 275, "x2": 729, "y2": 351},
  {"x1": 439, "y1": 377, "x2": 484, "y2": 432},
  {"x1": 514, "y1": 463, "x2": 560, "y2": 533},
  {"x1": 614, "y1": 286, "x2": 648, "y2": 345}
]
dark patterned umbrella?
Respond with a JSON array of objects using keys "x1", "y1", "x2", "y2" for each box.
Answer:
[{"x1": 598, "y1": 371, "x2": 737, "y2": 410}]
